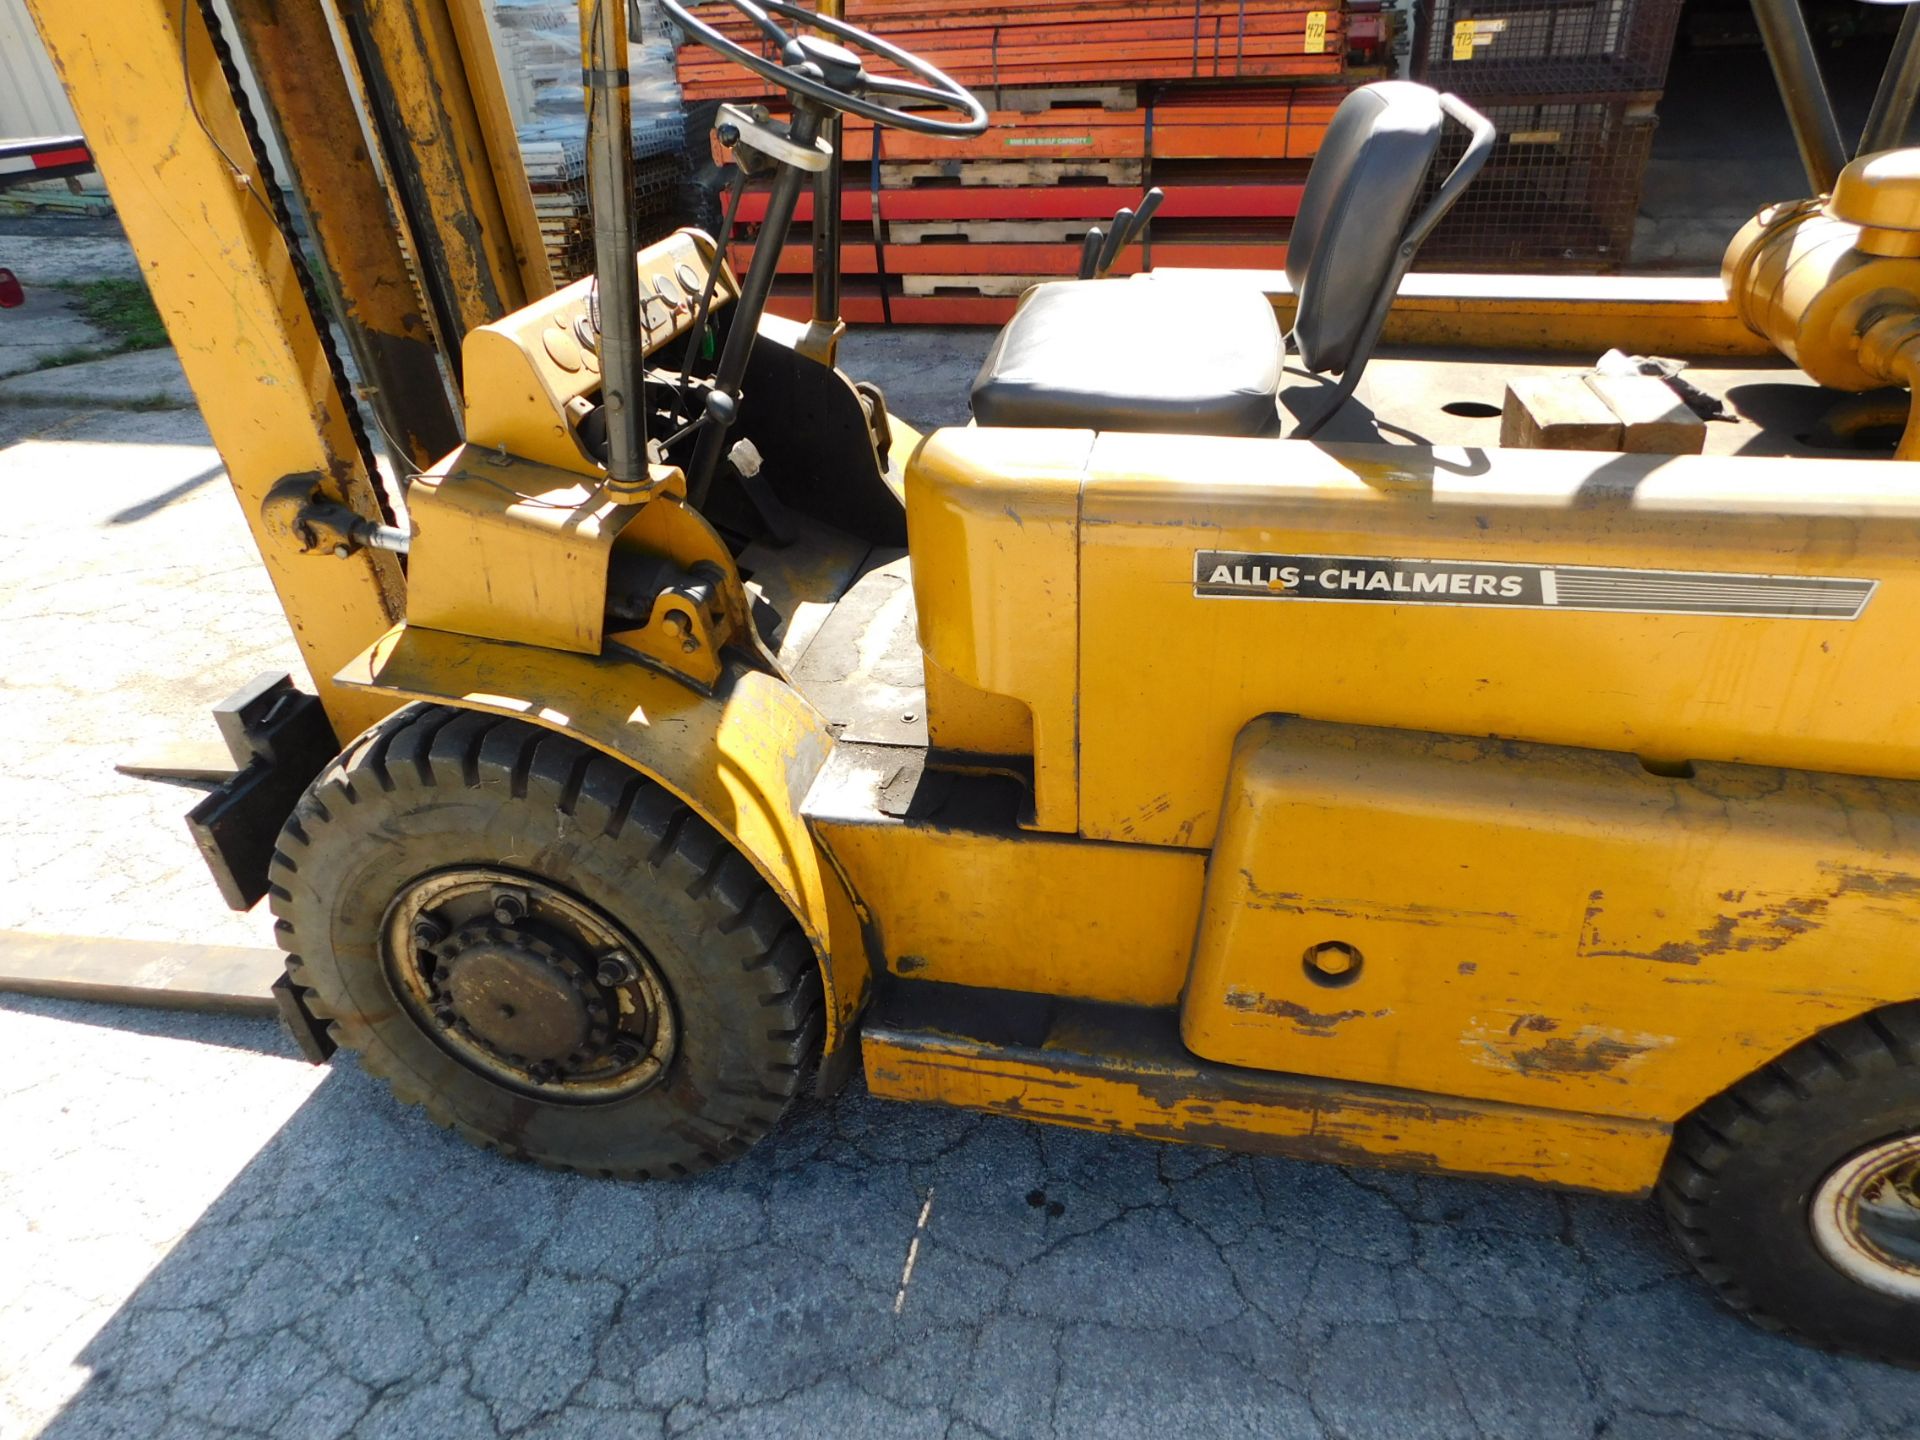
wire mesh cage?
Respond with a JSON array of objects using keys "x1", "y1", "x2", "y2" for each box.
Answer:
[
  {"x1": 1418, "y1": 95, "x2": 1658, "y2": 269},
  {"x1": 521, "y1": 116, "x2": 692, "y2": 283},
  {"x1": 1412, "y1": 0, "x2": 1683, "y2": 96},
  {"x1": 497, "y1": 0, "x2": 690, "y2": 283}
]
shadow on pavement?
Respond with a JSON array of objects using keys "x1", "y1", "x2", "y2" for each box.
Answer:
[
  {"x1": 106, "y1": 463, "x2": 227, "y2": 526},
  {"x1": 0, "y1": 992, "x2": 290, "y2": 1059},
  {"x1": 26, "y1": 1006, "x2": 1920, "y2": 1440}
]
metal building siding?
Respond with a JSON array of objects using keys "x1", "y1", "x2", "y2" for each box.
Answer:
[{"x1": 0, "y1": 0, "x2": 82, "y2": 139}]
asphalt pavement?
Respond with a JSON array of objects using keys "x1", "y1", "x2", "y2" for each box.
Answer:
[{"x1": 8, "y1": 992, "x2": 1920, "y2": 1440}]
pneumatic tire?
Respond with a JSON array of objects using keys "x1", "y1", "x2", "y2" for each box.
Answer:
[
  {"x1": 268, "y1": 703, "x2": 823, "y2": 1178},
  {"x1": 1659, "y1": 1003, "x2": 1920, "y2": 1364}
]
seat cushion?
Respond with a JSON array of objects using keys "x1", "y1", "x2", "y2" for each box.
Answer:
[{"x1": 969, "y1": 278, "x2": 1283, "y2": 436}]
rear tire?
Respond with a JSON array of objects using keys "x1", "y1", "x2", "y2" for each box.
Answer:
[
  {"x1": 1659, "y1": 1003, "x2": 1920, "y2": 1363},
  {"x1": 268, "y1": 703, "x2": 823, "y2": 1178}
]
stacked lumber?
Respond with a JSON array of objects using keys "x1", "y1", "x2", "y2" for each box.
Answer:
[{"x1": 678, "y1": 1, "x2": 1366, "y2": 322}]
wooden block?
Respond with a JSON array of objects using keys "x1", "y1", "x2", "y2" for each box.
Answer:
[
  {"x1": 1500, "y1": 376, "x2": 1623, "y2": 451},
  {"x1": 1583, "y1": 373, "x2": 1708, "y2": 454}
]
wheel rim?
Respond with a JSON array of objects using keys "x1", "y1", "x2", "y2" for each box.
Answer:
[
  {"x1": 381, "y1": 868, "x2": 677, "y2": 1103},
  {"x1": 1810, "y1": 1133, "x2": 1920, "y2": 1302}
]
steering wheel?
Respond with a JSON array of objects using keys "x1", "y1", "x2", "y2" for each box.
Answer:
[{"x1": 661, "y1": 0, "x2": 989, "y2": 137}]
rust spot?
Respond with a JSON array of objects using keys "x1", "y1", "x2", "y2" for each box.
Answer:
[
  {"x1": 1223, "y1": 989, "x2": 1384, "y2": 1035},
  {"x1": 1238, "y1": 870, "x2": 1523, "y2": 931},
  {"x1": 1507, "y1": 1013, "x2": 1558, "y2": 1037},
  {"x1": 1825, "y1": 866, "x2": 1920, "y2": 899},
  {"x1": 895, "y1": 955, "x2": 928, "y2": 974},
  {"x1": 1581, "y1": 892, "x2": 1828, "y2": 965},
  {"x1": 1457, "y1": 961, "x2": 1478, "y2": 975},
  {"x1": 1504, "y1": 1032, "x2": 1651, "y2": 1078}
]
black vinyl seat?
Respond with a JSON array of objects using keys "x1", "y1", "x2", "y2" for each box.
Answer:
[
  {"x1": 969, "y1": 81, "x2": 1493, "y2": 439},
  {"x1": 968, "y1": 276, "x2": 1285, "y2": 436}
]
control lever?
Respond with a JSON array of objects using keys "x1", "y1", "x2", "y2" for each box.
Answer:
[
  {"x1": 1076, "y1": 226, "x2": 1106, "y2": 281},
  {"x1": 1087, "y1": 187, "x2": 1165, "y2": 279},
  {"x1": 1096, "y1": 208, "x2": 1134, "y2": 276}
]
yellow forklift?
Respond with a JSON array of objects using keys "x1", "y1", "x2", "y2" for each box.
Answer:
[{"x1": 25, "y1": 0, "x2": 1920, "y2": 1362}]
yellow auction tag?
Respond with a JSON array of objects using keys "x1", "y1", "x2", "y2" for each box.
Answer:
[
  {"x1": 1304, "y1": 10, "x2": 1327, "y2": 53},
  {"x1": 1451, "y1": 19, "x2": 1475, "y2": 60}
]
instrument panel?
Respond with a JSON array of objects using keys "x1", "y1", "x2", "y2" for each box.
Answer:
[{"x1": 462, "y1": 229, "x2": 739, "y2": 476}]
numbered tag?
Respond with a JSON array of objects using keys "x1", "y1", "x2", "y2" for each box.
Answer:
[
  {"x1": 1304, "y1": 10, "x2": 1327, "y2": 53},
  {"x1": 1451, "y1": 19, "x2": 1476, "y2": 61}
]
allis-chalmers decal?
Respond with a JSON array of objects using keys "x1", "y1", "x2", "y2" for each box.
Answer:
[{"x1": 1193, "y1": 551, "x2": 1876, "y2": 620}]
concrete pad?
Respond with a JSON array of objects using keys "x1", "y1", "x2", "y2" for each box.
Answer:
[
  {"x1": 0, "y1": 223, "x2": 144, "y2": 284},
  {"x1": 0, "y1": 405, "x2": 293, "y2": 953},
  {"x1": 0, "y1": 344, "x2": 192, "y2": 409},
  {"x1": 0, "y1": 288, "x2": 108, "y2": 378}
]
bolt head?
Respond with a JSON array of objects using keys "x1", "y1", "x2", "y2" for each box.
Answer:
[
  {"x1": 432, "y1": 1006, "x2": 456, "y2": 1027},
  {"x1": 610, "y1": 1041, "x2": 642, "y2": 1066},
  {"x1": 596, "y1": 952, "x2": 639, "y2": 987},
  {"x1": 1302, "y1": 940, "x2": 1363, "y2": 987},
  {"x1": 1312, "y1": 947, "x2": 1355, "y2": 976},
  {"x1": 491, "y1": 891, "x2": 528, "y2": 925}
]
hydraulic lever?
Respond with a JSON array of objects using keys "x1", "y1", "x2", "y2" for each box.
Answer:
[{"x1": 1078, "y1": 188, "x2": 1165, "y2": 279}]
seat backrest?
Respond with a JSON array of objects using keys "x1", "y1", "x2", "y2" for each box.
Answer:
[{"x1": 1285, "y1": 82, "x2": 1445, "y2": 376}]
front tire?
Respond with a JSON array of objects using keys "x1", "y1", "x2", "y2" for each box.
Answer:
[
  {"x1": 269, "y1": 704, "x2": 823, "y2": 1178},
  {"x1": 1659, "y1": 1003, "x2": 1920, "y2": 1363}
]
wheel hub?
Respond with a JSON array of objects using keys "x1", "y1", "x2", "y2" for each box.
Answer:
[
  {"x1": 382, "y1": 869, "x2": 676, "y2": 1101},
  {"x1": 1811, "y1": 1133, "x2": 1920, "y2": 1302},
  {"x1": 434, "y1": 924, "x2": 609, "y2": 1067}
]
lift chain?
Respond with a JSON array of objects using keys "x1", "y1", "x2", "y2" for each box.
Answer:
[{"x1": 188, "y1": 0, "x2": 401, "y2": 532}]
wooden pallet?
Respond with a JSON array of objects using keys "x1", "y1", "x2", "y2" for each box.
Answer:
[
  {"x1": 729, "y1": 238, "x2": 1291, "y2": 277},
  {"x1": 739, "y1": 182, "x2": 1307, "y2": 224},
  {"x1": 767, "y1": 289, "x2": 1021, "y2": 324},
  {"x1": 880, "y1": 157, "x2": 1144, "y2": 188},
  {"x1": 998, "y1": 84, "x2": 1138, "y2": 113},
  {"x1": 805, "y1": 85, "x2": 1354, "y2": 163},
  {"x1": 885, "y1": 218, "x2": 1104, "y2": 243}
]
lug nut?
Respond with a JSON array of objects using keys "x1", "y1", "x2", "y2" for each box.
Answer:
[
  {"x1": 492, "y1": 891, "x2": 528, "y2": 925},
  {"x1": 529, "y1": 1061, "x2": 560, "y2": 1084},
  {"x1": 610, "y1": 1041, "x2": 642, "y2": 1066},
  {"x1": 596, "y1": 952, "x2": 640, "y2": 987},
  {"x1": 412, "y1": 914, "x2": 447, "y2": 946},
  {"x1": 433, "y1": 1006, "x2": 457, "y2": 1027}
]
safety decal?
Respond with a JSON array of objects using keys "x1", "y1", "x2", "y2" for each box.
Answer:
[{"x1": 1192, "y1": 552, "x2": 1877, "y2": 620}]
